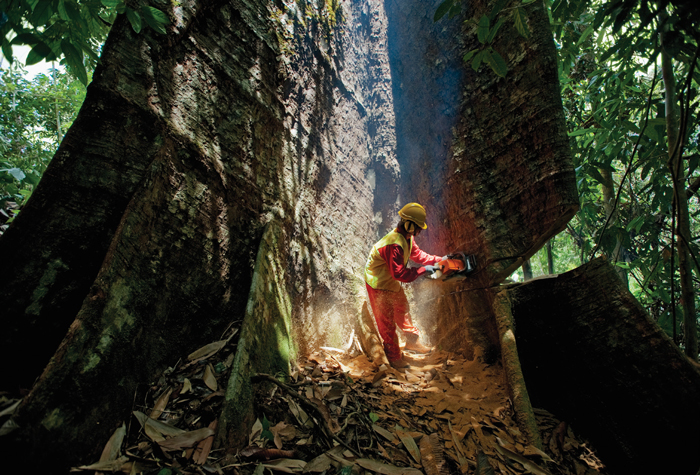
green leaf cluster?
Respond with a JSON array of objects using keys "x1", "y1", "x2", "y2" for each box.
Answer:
[
  {"x1": 0, "y1": 66, "x2": 85, "y2": 203},
  {"x1": 0, "y1": 0, "x2": 171, "y2": 85},
  {"x1": 438, "y1": 0, "x2": 534, "y2": 78},
  {"x1": 552, "y1": 0, "x2": 700, "y2": 342}
]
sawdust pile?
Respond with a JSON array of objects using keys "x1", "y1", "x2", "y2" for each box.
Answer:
[{"x1": 69, "y1": 335, "x2": 606, "y2": 475}]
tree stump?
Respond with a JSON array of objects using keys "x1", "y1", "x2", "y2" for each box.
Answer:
[{"x1": 505, "y1": 257, "x2": 700, "y2": 474}]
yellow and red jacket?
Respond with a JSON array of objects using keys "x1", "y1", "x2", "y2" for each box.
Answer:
[{"x1": 364, "y1": 229, "x2": 440, "y2": 292}]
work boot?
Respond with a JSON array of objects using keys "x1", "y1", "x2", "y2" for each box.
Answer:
[
  {"x1": 390, "y1": 357, "x2": 410, "y2": 369},
  {"x1": 404, "y1": 337, "x2": 432, "y2": 354}
]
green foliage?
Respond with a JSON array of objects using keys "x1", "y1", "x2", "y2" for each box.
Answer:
[
  {"x1": 0, "y1": 65, "x2": 85, "y2": 203},
  {"x1": 0, "y1": 0, "x2": 171, "y2": 85},
  {"x1": 551, "y1": 0, "x2": 699, "y2": 345},
  {"x1": 439, "y1": 0, "x2": 536, "y2": 78}
]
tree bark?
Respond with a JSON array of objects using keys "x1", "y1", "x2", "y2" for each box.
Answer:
[
  {"x1": 661, "y1": 30, "x2": 697, "y2": 360},
  {"x1": 505, "y1": 257, "x2": 700, "y2": 474}
]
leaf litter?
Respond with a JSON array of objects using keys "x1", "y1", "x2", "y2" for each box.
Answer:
[{"x1": 67, "y1": 330, "x2": 607, "y2": 475}]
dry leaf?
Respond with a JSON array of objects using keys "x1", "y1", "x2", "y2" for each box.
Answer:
[
  {"x1": 193, "y1": 419, "x2": 217, "y2": 465},
  {"x1": 250, "y1": 418, "x2": 263, "y2": 445},
  {"x1": 355, "y1": 458, "x2": 423, "y2": 475},
  {"x1": 397, "y1": 430, "x2": 421, "y2": 464},
  {"x1": 181, "y1": 378, "x2": 192, "y2": 395},
  {"x1": 150, "y1": 387, "x2": 172, "y2": 419},
  {"x1": 287, "y1": 399, "x2": 314, "y2": 429},
  {"x1": 263, "y1": 458, "x2": 307, "y2": 473},
  {"x1": 188, "y1": 340, "x2": 227, "y2": 361},
  {"x1": 271, "y1": 421, "x2": 296, "y2": 449},
  {"x1": 303, "y1": 453, "x2": 332, "y2": 473},
  {"x1": 99, "y1": 423, "x2": 126, "y2": 463},
  {"x1": 133, "y1": 411, "x2": 185, "y2": 441},
  {"x1": 372, "y1": 424, "x2": 396, "y2": 443},
  {"x1": 449, "y1": 420, "x2": 467, "y2": 465},
  {"x1": 203, "y1": 363, "x2": 218, "y2": 391},
  {"x1": 494, "y1": 437, "x2": 553, "y2": 475},
  {"x1": 0, "y1": 418, "x2": 19, "y2": 437},
  {"x1": 158, "y1": 427, "x2": 215, "y2": 451},
  {"x1": 74, "y1": 455, "x2": 130, "y2": 472},
  {"x1": 0, "y1": 399, "x2": 20, "y2": 418}
]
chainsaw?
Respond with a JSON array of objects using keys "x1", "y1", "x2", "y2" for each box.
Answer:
[{"x1": 429, "y1": 252, "x2": 477, "y2": 281}]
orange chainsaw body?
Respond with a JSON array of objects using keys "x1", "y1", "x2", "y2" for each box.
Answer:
[
  {"x1": 437, "y1": 257, "x2": 466, "y2": 275},
  {"x1": 434, "y1": 253, "x2": 477, "y2": 281}
]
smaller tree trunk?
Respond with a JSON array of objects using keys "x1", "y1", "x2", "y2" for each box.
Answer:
[
  {"x1": 546, "y1": 239, "x2": 554, "y2": 274},
  {"x1": 492, "y1": 291, "x2": 542, "y2": 449},
  {"x1": 521, "y1": 259, "x2": 533, "y2": 281},
  {"x1": 601, "y1": 167, "x2": 628, "y2": 288}
]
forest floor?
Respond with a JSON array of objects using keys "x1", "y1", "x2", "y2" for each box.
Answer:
[{"x1": 69, "y1": 335, "x2": 607, "y2": 475}]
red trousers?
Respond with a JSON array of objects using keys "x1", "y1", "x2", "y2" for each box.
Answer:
[{"x1": 365, "y1": 283, "x2": 420, "y2": 361}]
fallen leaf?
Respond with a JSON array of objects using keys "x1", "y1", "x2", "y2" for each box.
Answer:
[
  {"x1": 372, "y1": 424, "x2": 396, "y2": 443},
  {"x1": 203, "y1": 363, "x2": 218, "y2": 391},
  {"x1": 150, "y1": 387, "x2": 172, "y2": 419},
  {"x1": 99, "y1": 423, "x2": 126, "y2": 463},
  {"x1": 397, "y1": 430, "x2": 422, "y2": 464},
  {"x1": 158, "y1": 427, "x2": 215, "y2": 451},
  {"x1": 263, "y1": 458, "x2": 307, "y2": 473},
  {"x1": 494, "y1": 437, "x2": 553, "y2": 475},
  {"x1": 133, "y1": 411, "x2": 185, "y2": 441},
  {"x1": 74, "y1": 455, "x2": 130, "y2": 471},
  {"x1": 449, "y1": 420, "x2": 467, "y2": 465},
  {"x1": 0, "y1": 399, "x2": 21, "y2": 418},
  {"x1": 250, "y1": 418, "x2": 263, "y2": 445},
  {"x1": 303, "y1": 453, "x2": 332, "y2": 473},
  {"x1": 188, "y1": 340, "x2": 227, "y2": 361},
  {"x1": 181, "y1": 378, "x2": 192, "y2": 394},
  {"x1": 193, "y1": 419, "x2": 217, "y2": 465},
  {"x1": 271, "y1": 421, "x2": 297, "y2": 449},
  {"x1": 355, "y1": 458, "x2": 423, "y2": 475},
  {"x1": 372, "y1": 369, "x2": 389, "y2": 384}
]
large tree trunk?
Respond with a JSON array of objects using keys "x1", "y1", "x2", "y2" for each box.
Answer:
[
  {"x1": 0, "y1": 0, "x2": 390, "y2": 468},
  {"x1": 504, "y1": 257, "x2": 700, "y2": 474},
  {"x1": 405, "y1": 0, "x2": 579, "y2": 358}
]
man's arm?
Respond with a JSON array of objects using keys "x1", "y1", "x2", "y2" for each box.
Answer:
[
  {"x1": 378, "y1": 244, "x2": 426, "y2": 282},
  {"x1": 409, "y1": 240, "x2": 441, "y2": 266}
]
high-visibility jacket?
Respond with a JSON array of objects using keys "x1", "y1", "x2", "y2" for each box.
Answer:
[{"x1": 364, "y1": 229, "x2": 439, "y2": 292}]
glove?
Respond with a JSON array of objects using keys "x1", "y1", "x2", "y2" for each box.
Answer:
[{"x1": 422, "y1": 265, "x2": 438, "y2": 275}]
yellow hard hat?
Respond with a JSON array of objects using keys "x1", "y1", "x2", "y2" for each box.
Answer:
[{"x1": 398, "y1": 203, "x2": 428, "y2": 229}]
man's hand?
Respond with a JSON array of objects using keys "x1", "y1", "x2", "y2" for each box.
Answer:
[
  {"x1": 422, "y1": 265, "x2": 438, "y2": 275},
  {"x1": 441, "y1": 255, "x2": 449, "y2": 261}
]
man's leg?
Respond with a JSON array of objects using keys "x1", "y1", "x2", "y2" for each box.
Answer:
[
  {"x1": 366, "y1": 284, "x2": 402, "y2": 362},
  {"x1": 392, "y1": 288, "x2": 431, "y2": 353}
]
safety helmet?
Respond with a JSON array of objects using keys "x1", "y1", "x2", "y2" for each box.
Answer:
[{"x1": 398, "y1": 203, "x2": 428, "y2": 230}]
